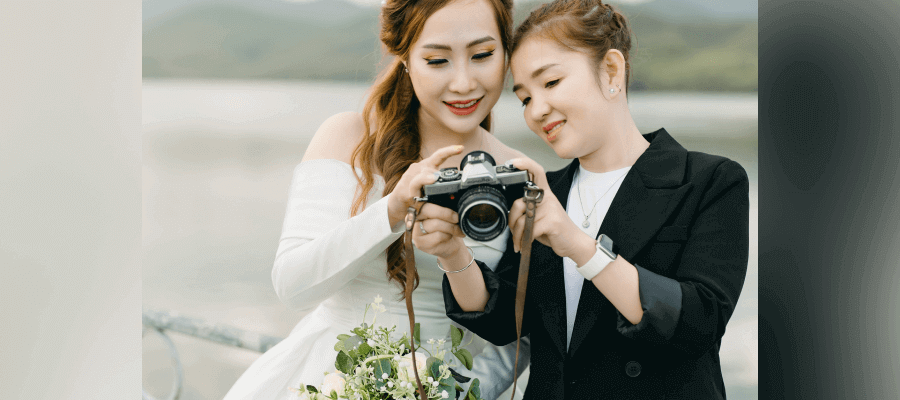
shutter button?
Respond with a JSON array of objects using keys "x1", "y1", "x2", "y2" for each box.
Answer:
[{"x1": 625, "y1": 361, "x2": 641, "y2": 378}]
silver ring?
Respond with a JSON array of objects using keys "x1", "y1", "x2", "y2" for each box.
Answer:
[{"x1": 419, "y1": 221, "x2": 428, "y2": 235}]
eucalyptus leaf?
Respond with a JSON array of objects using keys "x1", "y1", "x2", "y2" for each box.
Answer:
[
  {"x1": 372, "y1": 358, "x2": 392, "y2": 389},
  {"x1": 450, "y1": 325, "x2": 463, "y2": 348},
  {"x1": 438, "y1": 377, "x2": 456, "y2": 400},
  {"x1": 335, "y1": 351, "x2": 352, "y2": 374},
  {"x1": 336, "y1": 334, "x2": 350, "y2": 341},
  {"x1": 333, "y1": 340, "x2": 344, "y2": 352},
  {"x1": 426, "y1": 356, "x2": 442, "y2": 380}
]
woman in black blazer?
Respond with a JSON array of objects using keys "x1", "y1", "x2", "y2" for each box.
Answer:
[{"x1": 425, "y1": 1, "x2": 749, "y2": 398}]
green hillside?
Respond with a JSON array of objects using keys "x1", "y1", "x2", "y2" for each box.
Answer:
[{"x1": 143, "y1": 1, "x2": 757, "y2": 91}]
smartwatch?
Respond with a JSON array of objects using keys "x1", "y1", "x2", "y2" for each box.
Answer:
[{"x1": 576, "y1": 234, "x2": 617, "y2": 280}]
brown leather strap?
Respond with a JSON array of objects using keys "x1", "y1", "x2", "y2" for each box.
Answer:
[
  {"x1": 404, "y1": 206, "x2": 428, "y2": 400},
  {"x1": 511, "y1": 184, "x2": 543, "y2": 400}
]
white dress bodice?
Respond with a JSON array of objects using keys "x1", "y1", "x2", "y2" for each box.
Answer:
[{"x1": 224, "y1": 159, "x2": 528, "y2": 400}]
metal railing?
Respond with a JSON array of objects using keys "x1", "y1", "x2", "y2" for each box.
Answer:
[{"x1": 142, "y1": 308, "x2": 285, "y2": 400}]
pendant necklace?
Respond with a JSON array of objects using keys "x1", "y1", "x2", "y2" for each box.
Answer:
[{"x1": 576, "y1": 168, "x2": 629, "y2": 228}]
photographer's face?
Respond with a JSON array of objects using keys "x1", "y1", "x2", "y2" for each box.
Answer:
[
  {"x1": 407, "y1": 0, "x2": 505, "y2": 135},
  {"x1": 511, "y1": 36, "x2": 611, "y2": 160}
]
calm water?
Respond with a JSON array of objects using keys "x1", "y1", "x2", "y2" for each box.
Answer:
[{"x1": 143, "y1": 79, "x2": 758, "y2": 400}]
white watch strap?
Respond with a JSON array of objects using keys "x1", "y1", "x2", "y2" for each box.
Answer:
[{"x1": 576, "y1": 245, "x2": 615, "y2": 280}]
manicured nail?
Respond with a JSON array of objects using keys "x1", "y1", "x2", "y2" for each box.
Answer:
[{"x1": 455, "y1": 145, "x2": 464, "y2": 152}]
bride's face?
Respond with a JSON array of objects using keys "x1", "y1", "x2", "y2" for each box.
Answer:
[{"x1": 406, "y1": 0, "x2": 506, "y2": 134}]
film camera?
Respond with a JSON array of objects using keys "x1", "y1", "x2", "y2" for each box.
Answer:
[{"x1": 422, "y1": 150, "x2": 534, "y2": 241}]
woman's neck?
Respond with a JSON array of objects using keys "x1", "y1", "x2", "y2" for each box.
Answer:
[
  {"x1": 417, "y1": 115, "x2": 486, "y2": 170},
  {"x1": 578, "y1": 110, "x2": 649, "y2": 173}
]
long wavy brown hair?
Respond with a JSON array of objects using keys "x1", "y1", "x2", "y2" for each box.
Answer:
[
  {"x1": 350, "y1": 0, "x2": 514, "y2": 299},
  {"x1": 512, "y1": 0, "x2": 634, "y2": 92}
]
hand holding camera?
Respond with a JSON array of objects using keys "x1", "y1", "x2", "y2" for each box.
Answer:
[{"x1": 505, "y1": 157, "x2": 592, "y2": 262}]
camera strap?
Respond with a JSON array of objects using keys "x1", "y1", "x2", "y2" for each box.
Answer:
[
  {"x1": 404, "y1": 205, "x2": 428, "y2": 400},
  {"x1": 511, "y1": 183, "x2": 543, "y2": 400}
]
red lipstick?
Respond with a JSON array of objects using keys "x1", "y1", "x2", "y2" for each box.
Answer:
[{"x1": 444, "y1": 97, "x2": 482, "y2": 116}]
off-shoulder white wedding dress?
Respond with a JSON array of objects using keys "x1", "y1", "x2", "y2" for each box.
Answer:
[{"x1": 223, "y1": 159, "x2": 528, "y2": 400}]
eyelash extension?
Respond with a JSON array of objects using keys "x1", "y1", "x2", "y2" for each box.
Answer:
[{"x1": 473, "y1": 51, "x2": 494, "y2": 60}]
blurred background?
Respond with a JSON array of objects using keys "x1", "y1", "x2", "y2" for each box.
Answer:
[{"x1": 142, "y1": 0, "x2": 757, "y2": 399}]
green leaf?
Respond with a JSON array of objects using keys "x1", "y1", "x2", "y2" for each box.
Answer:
[
  {"x1": 438, "y1": 376, "x2": 456, "y2": 400},
  {"x1": 357, "y1": 342, "x2": 372, "y2": 356},
  {"x1": 426, "y1": 356, "x2": 442, "y2": 380},
  {"x1": 414, "y1": 322, "x2": 421, "y2": 346},
  {"x1": 342, "y1": 335, "x2": 363, "y2": 355},
  {"x1": 333, "y1": 340, "x2": 344, "y2": 352},
  {"x1": 468, "y1": 378, "x2": 481, "y2": 400},
  {"x1": 454, "y1": 348, "x2": 473, "y2": 370},
  {"x1": 450, "y1": 325, "x2": 463, "y2": 348},
  {"x1": 306, "y1": 385, "x2": 318, "y2": 393},
  {"x1": 372, "y1": 358, "x2": 392, "y2": 389},
  {"x1": 336, "y1": 334, "x2": 350, "y2": 341},
  {"x1": 335, "y1": 351, "x2": 352, "y2": 374}
]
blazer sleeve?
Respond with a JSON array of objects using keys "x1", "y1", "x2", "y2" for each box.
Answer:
[
  {"x1": 443, "y1": 234, "x2": 528, "y2": 347},
  {"x1": 272, "y1": 160, "x2": 405, "y2": 311},
  {"x1": 616, "y1": 159, "x2": 750, "y2": 357}
]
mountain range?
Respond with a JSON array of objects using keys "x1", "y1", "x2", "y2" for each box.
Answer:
[{"x1": 142, "y1": 0, "x2": 757, "y2": 91}]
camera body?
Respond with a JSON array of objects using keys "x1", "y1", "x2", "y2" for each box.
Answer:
[{"x1": 422, "y1": 151, "x2": 529, "y2": 241}]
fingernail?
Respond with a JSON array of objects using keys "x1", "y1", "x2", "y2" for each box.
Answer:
[{"x1": 455, "y1": 145, "x2": 464, "y2": 152}]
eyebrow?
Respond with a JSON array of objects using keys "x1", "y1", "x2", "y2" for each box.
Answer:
[
  {"x1": 422, "y1": 36, "x2": 496, "y2": 51},
  {"x1": 511, "y1": 63, "x2": 559, "y2": 92}
]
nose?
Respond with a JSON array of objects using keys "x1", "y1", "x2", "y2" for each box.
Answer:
[
  {"x1": 528, "y1": 95, "x2": 551, "y2": 124},
  {"x1": 448, "y1": 64, "x2": 476, "y2": 94}
]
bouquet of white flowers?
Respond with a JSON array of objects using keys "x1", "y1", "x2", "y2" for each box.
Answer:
[{"x1": 291, "y1": 295, "x2": 483, "y2": 400}]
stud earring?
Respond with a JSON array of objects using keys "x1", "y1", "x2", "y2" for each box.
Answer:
[
  {"x1": 609, "y1": 88, "x2": 615, "y2": 93},
  {"x1": 404, "y1": 67, "x2": 409, "y2": 73}
]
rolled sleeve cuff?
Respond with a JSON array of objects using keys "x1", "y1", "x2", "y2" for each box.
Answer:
[
  {"x1": 616, "y1": 264, "x2": 682, "y2": 344},
  {"x1": 443, "y1": 260, "x2": 502, "y2": 329}
]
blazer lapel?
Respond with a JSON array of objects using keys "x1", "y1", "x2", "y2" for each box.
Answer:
[
  {"x1": 532, "y1": 160, "x2": 579, "y2": 358},
  {"x1": 566, "y1": 129, "x2": 694, "y2": 358}
]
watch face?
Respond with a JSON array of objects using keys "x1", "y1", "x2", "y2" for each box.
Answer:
[{"x1": 598, "y1": 234, "x2": 616, "y2": 258}]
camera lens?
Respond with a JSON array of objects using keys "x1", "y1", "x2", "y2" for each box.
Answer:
[{"x1": 458, "y1": 186, "x2": 507, "y2": 241}]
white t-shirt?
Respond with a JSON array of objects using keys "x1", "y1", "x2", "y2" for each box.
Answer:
[{"x1": 563, "y1": 164, "x2": 631, "y2": 350}]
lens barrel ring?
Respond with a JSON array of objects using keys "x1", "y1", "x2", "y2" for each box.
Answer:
[{"x1": 458, "y1": 185, "x2": 508, "y2": 241}]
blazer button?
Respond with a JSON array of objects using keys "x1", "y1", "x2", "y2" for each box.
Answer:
[{"x1": 625, "y1": 361, "x2": 641, "y2": 378}]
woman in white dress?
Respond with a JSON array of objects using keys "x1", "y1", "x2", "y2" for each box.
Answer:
[{"x1": 223, "y1": 0, "x2": 529, "y2": 399}]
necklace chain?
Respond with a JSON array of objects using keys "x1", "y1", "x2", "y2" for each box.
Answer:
[{"x1": 576, "y1": 168, "x2": 628, "y2": 228}]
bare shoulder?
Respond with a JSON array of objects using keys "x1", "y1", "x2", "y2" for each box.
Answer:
[
  {"x1": 301, "y1": 111, "x2": 367, "y2": 164},
  {"x1": 485, "y1": 133, "x2": 528, "y2": 164}
]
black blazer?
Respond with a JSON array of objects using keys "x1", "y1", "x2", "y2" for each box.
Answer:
[{"x1": 444, "y1": 129, "x2": 749, "y2": 399}]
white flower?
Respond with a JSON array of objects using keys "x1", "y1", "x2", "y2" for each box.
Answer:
[
  {"x1": 387, "y1": 381, "x2": 394, "y2": 388},
  {"x1": 374, "y1": 295, "x2": 383, "y2": 304},
  {"x1": 382, "y1": 373, "x2": 389, "y2": 380},
  {"x1": 393, "y1": 354, "x2": 401, "y2": 361},
  {"x1": 398, "y1": 352, "x2": 428, "y2": 379},
  {"x1": 433, "y1": 381, "x2": 439, "y2": 387},
  {"x1": 441, "y1": 390, "x2": 449, "y2": 398},
  {"x1": 321, "y1": 372, "x2": 346, "y2": 397},
  {"x1": 427, "y1": 377, "x2": 433, "y2": 383},
  {"x1": 368, "y1": 339, "x2": 376, "y2": 346}
]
